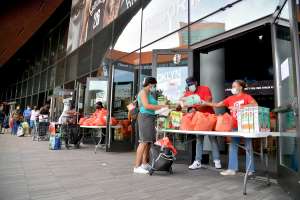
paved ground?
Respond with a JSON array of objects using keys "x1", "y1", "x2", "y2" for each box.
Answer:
[{"x1": 0, "y1": 134, "x2": 292, "y2": 200}]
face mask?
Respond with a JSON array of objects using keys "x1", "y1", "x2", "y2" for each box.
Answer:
[
  {"x1": 150, "y1": 85, "x2": 156, "y2": 93},
  {"x1": 231, "y1": 87, "x2": 241, "y2": 95},
  {"x1": 189, "y1": 85, "x2": 196, "y2": 92}
]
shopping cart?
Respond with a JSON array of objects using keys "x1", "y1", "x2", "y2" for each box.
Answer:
[{"x1": 32, "y1": 122, "x2": 49, "y2": 141}]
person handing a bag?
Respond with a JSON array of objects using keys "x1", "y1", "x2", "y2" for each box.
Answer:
[
  {"x1": 203, "y1": 80, "x2": 258, "y2": 176},
  {"x1": 181, "y1": 77, "x2": 222, "y2": 170}
]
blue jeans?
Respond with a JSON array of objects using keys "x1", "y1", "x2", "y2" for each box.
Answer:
[
  {"x1": 228, "y1": 137, "x2": 255, "y2": 172},
  {"x1": 195, "y1": 136, "x2": 220, "y2": 161},
  {"x1": 12, "y1": 121, "x2": 20, "y2": 135}
]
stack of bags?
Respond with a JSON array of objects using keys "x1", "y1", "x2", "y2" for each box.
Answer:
[{"x1": 79, "y1": 109, "x2": 118, "y2": 126}]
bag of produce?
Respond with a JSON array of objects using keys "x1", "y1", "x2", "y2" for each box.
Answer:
[
  {"x1": 180, "y1": 112, "x2": 195, "y2": 131},
  {"x1": 215, "y1": 113, "x2": 233, "y2": 131},
  {"x1": 192, "y1": 112, "x2": 212, "y2": 131}
]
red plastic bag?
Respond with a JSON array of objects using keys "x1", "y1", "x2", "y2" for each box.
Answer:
[
  {"x1": 180, "y1": 112, "x2": 195, "y2": 131},
  {"x1": 155, "y1": 137, "x2": 177, "y2": 155},
  {"x1": 215, "y1": 113, "x2": 233, "y2": 131},
  {"x1": 192, "y1": 112, "x2": 211, "y2": 131}
]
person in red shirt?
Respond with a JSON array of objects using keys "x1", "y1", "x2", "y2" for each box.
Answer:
[
  {"x1": 204, "y1": 80, "x2": 258, "y2": 176},
  {"x1": 182, "y1": 77, "x2": 221, "y2": 170}
]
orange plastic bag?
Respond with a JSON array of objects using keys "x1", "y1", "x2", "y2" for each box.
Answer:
[
  {"x1": 79, "y1": 117, "x2": 87, "y2": 125},
  {"x1": 207, "y1": 114, "x2": 217, "y2": 130},
  {"x1": 192, "y1": 112, "x2": 211, "y2": 131},
  {"x1": 180, "y1": 112, "x2": 195, "y2": 131},
  {"x1": 155, "y1": 137, "x2": 177, "y2": 155},
  {"x1": 215, "y1": 113, "x2": 233, "y2": 131}
]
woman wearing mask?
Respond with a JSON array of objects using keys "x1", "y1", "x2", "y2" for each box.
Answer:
[
  {"x1": 134, "y1": 77, "x2": 166, "y2": 174},
  {"x1": 203, "y1": 80, "x2": 258, "y2": 176}
]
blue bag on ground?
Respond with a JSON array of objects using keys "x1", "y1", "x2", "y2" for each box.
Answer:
[{"x1": 49, "y1": 135, "x2": 61, "y2": 150}]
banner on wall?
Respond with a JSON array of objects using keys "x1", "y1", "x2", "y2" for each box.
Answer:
[{"x1": 66, "y1": 0, "x2": 139, "y2": 54}]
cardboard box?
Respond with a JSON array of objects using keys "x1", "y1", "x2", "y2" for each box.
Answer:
[{"x1": 237, "y1": 106, "x2": 270, "y2": 133}]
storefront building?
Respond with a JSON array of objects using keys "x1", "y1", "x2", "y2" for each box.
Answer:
[{"x1": 0, "y1": 0, "x2": 300, "y2": 198}]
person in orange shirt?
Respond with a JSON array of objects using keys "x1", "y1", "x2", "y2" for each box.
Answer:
[
  {"x1": 183, "y1": 77, "x2": 221, "y2": 170},
  {"x1": 204, "y1": 80, "x2": 258, "y2": 176}
]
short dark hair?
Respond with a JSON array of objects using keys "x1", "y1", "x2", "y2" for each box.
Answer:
[
  {"x1": 143, "y1": 77, "x2": 157, "y2": 87},
  {"x1": 234, "y1": 80, "x2": 247, "y2": 90}
]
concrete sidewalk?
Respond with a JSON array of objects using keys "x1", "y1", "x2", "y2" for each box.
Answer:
[{"x1": 0, "y1": 134, "x2": 291, "y2": 200}]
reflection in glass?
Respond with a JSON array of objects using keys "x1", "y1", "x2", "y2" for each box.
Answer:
[
  {"x1": 156, "y1": 55, "x2": 188, "y2": 104},
  {"x1": 142, "y1": 0, "x2": 188, "y2": 46},
  {"x1": 189, "y1": 0, "x2": 279, "y2": 45},
  {"x1": 84, "y1": 78, "x2": 108, "y2": 115},
  {"x1": 275, "y1": 2, "x2": 299, "y2": 172}
]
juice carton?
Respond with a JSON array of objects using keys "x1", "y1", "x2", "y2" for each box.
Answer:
[
  {"x1": 237, "y1": 109, "x2": 243, "y2": 132},
  {"x1": 248, "y1": 107, "x2": 254, "y2": 132},
  {"x1": 253, "y1": 106, "x2": 271, "y2": 132},
  {"x1": 241, "y1": 107, "x2": 250, "y2": 132}
]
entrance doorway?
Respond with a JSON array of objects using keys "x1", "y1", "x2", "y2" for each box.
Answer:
[{"x1": 193, "y1": 24, "x2": 277, "y2": 175}]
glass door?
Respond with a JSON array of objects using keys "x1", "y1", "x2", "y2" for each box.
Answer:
[
  {"x1": 272, "y1": 1, "x2": 300, "y2": 197},
  {"x1": 152, "y1": 48, "x2": 194, "y2": 163}
]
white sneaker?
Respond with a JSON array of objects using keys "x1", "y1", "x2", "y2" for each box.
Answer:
[
  {"x1": 188, "y1": 160, "x2": 201, "y2": 170},
  {"x1": 133, "y1": 166, "x2": 149, "y2": 174},
  {"x1": 214, "y1": 160, "x2": 222, "y2": 169},
  {"x1": 220, "y1": 169, "x2": 236, "y2": 176},
  {"x1": 141, "y1": 163, "x2": 152, "y2": 171}
]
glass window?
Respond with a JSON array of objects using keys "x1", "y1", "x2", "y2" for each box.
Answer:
[
  {"x1": 16, "y1": 83, "x2": 21, "y2": 98},
  {"x1": 49, "y1": 31, "x2": 59, "y2": 65},
  {"x1": 55, "y1": 60, "x2": 66, "y2": 86},
  {"x1": 42, "y1": 38, "x2": 50, "y2": 67},
  {"x1": 65, "y1": 51, "x2": 78, "y2": 82},
  {"x1": 40, "y1": 71, "x2": 47, "y2": 91},
  {"x1": 47, "y1": 67, "x2": 55, "y2": 89},
  {"x1": 84, "y1": 78, "x2": 108, "y2": 115},
  {"x1": 91, "y1": 26, "x2": 113, "y2": 70},
  {"x1": 113, "y1": 7, "x2": 142, "y2": 55},
  {"x1": 21, "y1": 81, "x2": 27, "y2": 97},
  {"x1": 77, "y1": 40, "x2": 92, "y2": 76},
  {"x1": 27, "y1": 78, "x2": 33, "y2": 96},
  {"x1": 189, "y1": 0, "x2": 280, "y2": 45},
  {"x1": 57, "y1": 19, "x2": 69, "y2": 59},
  {"x1": 33, "y1": 74, "x2": 40, "y2": 94},
  {"x1": 142, "y1": 0, "x2": 188, "y2": 46},
  {"x1": 275, "y1": 2, "x2": 299, "y2": 172}
]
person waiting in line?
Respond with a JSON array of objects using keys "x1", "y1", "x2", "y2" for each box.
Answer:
[
  {"x1": 30, "y1": 106, "x2": 39, "y2": 133},
  {"x1": 39, "y1": 103, "x2": 50, "y2": 122},
  {"x1": 11, "y1": 105, "x2": 22, "y2": 135},
  {"x1": 203, "y1": 80, "x2": 258, "y2": 176},
  {"x1": 23, "y1": 105, "x2": 32, "y2": 132},
  {"x1": 134, "y1": 77, "x2": 167, "y2": 174},
  {"x1": 182, "y1": 77, "x2": 222, "y2": 170}
]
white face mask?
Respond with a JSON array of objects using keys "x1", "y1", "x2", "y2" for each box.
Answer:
[
  {"x1": 188, "y1": 85, "x2": 197, "y2": 92},
  {"x1": 231, "y1": 87, "x2": 241, "y2": 95}
]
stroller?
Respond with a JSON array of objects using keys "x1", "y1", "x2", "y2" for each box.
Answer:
[{"x1": 149, "y1": 137, "x2": 177, "y2": 176}]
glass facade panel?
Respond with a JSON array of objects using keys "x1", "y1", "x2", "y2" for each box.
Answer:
[
  {"x1": 113, "y1": 8, "x2": 142, "y2": 55},
  {"x1": 21, "y1": 81, "x2": 27, "y2": 97},
  {"x1": 47, "y1": 67, "x2": 55, "y2": 89},
  {"x1": 33, "y1": 74, "x2": 40, "y2": 94},
  {"x1": 142, "y1": 0, "x2": 188, "y2": 46},
  {"x1": 55, "y1": 60, "x2": 65, "y2": 86},
  {"x1": 275, "y1": 2, "x2": 299, "y2": 172},
  {"x1": 65, "y1": 51, "x2": 78, "y2": 82},
  {"x1": 189, "y1": 0, "x2": 279, "y2": 45},
  {"x1": 40, "y1": 71, "x2": 47, "y2": 91},
  {"x1": 77, "y1": 40, "x2": 92, "y2": 76}
]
